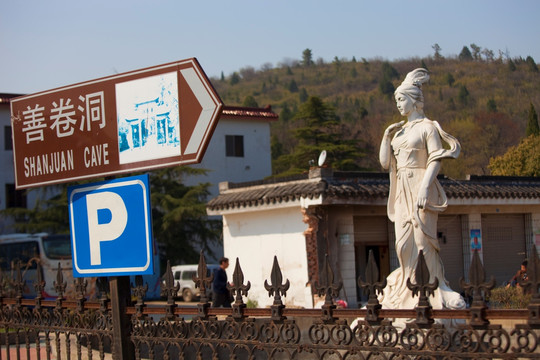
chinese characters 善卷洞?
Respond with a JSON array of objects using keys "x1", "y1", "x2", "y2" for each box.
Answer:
[{"x1": 21, "y1": 91, "x2": 106, "y2": 144}]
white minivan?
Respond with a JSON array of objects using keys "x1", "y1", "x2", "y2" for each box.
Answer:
[{"x1": 169, "y1": 264, "x2": 219, "y2": 302}]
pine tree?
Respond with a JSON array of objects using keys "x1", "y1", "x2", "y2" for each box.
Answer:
[
  {"x1": 280, "y1": 104, "x2": 293, "y2": 122},
  {"x1": 272, "y1": 97, "x2": 365, "y2": 175},
  {"x1": 526, "y1": 103, "x2": 540, "y2": 136},
  {"x1": 470, "y1": 43, "x2": 481, "y2": 61},
  {"x1": 487, "y1": 98, "x2": 497, "y2": 112},
  {"x1": 443, "y1": 72, "x2": 455, "y2": 86},
  {"x1": 230, "y1": 72, "x2": 240, "y2": 85},
  {"x1": 457, "y1": 85, "x2": 469, "y2": 105},
  {"x1": 299, "y1": 88, "x2": 309, "y2": 103},
  {"x1": 302, "y1": 48, "x2": 314, "y2": 67},
  {"x1": 459, "y1": 46, "x2": 473, "y2": 61},
  {"x1": 288, "y1": 79, "x2": 299, "y2": 93},
  {"x1": 508, "y1": 59, "x2": 517, "y2": 71},
  {"x1": 526, "y1": 56, "x2": 539, "y2": 72},
  {"x1": 432, "y1": 43, "x2": 443, "y2": 61}
]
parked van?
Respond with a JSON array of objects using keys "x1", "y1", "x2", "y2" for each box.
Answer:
[
  {"x1": 169, "y1": 264, "x2": 219, "y2": 302},
  {"x1": 0, "y1": 233, "x2": 74, "y2": 298}
]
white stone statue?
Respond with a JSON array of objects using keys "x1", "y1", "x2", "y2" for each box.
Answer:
[{"x1": 378, "y1": 68, "x2": 465, "y2": 314}]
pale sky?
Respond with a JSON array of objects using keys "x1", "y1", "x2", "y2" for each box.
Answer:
[{"x1": 2, "y1": 0, "x2": 539, "y2": 94}]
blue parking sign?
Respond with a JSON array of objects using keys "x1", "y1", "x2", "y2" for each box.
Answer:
[{"x1": 69, "y1": 174, "x2": 154, "y2": 277}]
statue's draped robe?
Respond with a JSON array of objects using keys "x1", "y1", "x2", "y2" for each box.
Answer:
[{"x1": 380, "y1": 118, "x2": 464, "y2": 311}]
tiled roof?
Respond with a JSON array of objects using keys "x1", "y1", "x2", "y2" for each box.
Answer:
[
  {"x1": 207, "y1": 171, "x2": 540, "y2": 212},
  {"x1": 221, "y1": 105, "x2": 278, "y2": 121},
  {"x1": 441, "y1": 175, "x2": 540, "y2": 199}
]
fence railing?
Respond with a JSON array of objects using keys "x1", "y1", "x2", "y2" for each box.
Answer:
[{"x1": 1, "y1": 247, "x2": 539, "y2": 359}]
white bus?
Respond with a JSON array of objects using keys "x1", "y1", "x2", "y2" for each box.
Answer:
[{"x1": 0, "y1": 233, "x2": 161, "y2": 299}]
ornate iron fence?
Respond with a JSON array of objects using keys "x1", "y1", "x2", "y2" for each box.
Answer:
[{"x1": 1, "y1": 247, "x2": 540, "y2": 359}]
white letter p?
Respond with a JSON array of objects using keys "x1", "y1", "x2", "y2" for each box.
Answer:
[{"x1": 86, "y1": 191, "x2": 128, "y2": 266}]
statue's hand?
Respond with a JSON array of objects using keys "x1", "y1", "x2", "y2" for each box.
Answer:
[
  {"x1": 384, "y1": 121, "x2": 405, "y2": 136},
  {"x1": 417, "y1": 187, "x2": 429, "y2": 209}
]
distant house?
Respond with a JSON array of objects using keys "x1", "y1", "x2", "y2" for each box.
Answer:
[
  {"x1": 207, "y1": 167, "x2": 540, "y2": 309},
  {"x1": 0, "y1": 92, "x2": 277, "y2": 237},
  {"x1": 184, "y1": 105, "x2": 277, "y2": 199}
]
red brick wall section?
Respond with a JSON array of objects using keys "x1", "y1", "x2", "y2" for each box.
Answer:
[{"x1": 302, "y1": 207, "x2": 320, "y2": 285}]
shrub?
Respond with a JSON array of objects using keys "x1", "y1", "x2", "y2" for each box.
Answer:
[
  {"x1": 246, "y1": 298, "x2": 259, "y2": 309},
  {"x1": 488, "y1": 286, "x2": 532, "y2": 309}
]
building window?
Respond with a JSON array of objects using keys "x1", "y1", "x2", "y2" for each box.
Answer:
[
  {"x1": 4, "y1": 126, "x2": 12, "y2": 150},
  {"x1": 5, "y1": 184, "x2": 27, "y2": 208},
  {"x1": 225, "y1": 135, "x2": 244, "y2": 157}
]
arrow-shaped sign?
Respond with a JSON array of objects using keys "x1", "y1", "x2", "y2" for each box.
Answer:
[{"x1": 10, "y1": 58, "x2": 223, "y2": 189}]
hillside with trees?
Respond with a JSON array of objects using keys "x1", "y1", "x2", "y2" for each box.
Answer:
[{"x1": 211, "y1": 45, "x2": 540, "y2": 179}]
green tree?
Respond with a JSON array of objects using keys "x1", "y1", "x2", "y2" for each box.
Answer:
[
  {"x1": 526, "y1": 103, "x2": 540, "y2": 136},
  {"x1": 332, "y1": 56, "x2": 342, "y2": 73},
  {"x1": 147, "y1": 167, "x2": 221, "y2": 264},
  {"x1": 378, "y1": 79, "x2": 395, "y2": 97},
  {"x1": 432, "y1": 43, "x2": 443, "y2": 61},
  {"x1": 486, "y1": 98, "x2": 497, "y2": 112},
  {"x1": 508, "y1": 59, "x2": 517, "y2": 71},
  {"x1": 242, "y1": 95, "x2": 259, "y2": 108},
  {"x1": 489, "y1": 135, "x2": 540, "y2": 176},
  {"x1": 230, "y1": 72, "x2": 240, "y2": 85},
  {"x1": 470, "y1": 43, "x2": 481, "y2": 60},
  {"x1": 273, "y1": 97, "x2": 365, "y2": 175},
  {"x1": 459, "y1": 46, "x2": 473, "y2": 61},
  {"x1": 362, "y1": 57, "x2": 370, "y2": 71},
  {"x1": 358, "y1": 106, "x2": 368, "y2": 119},
  {"x1": 280, "y1": 103, "x2": 294, "y2": 122},
  {"x1": 482, "y1": 48, "x2": 495, "y2": 62},
  {"x1": 443, "y1": 72, "x2": 455, "y2": 86},
  {"x1": 379, "y1": 62, "x2": 398, "y2": 97},
  {"x1": 457, "y1": 84, "x2": 470, "y2": 105},
  {"x1": 299, "y1": 88, "x2": 309, "y2": 103},
  {"x1": 381, "y1": 62, "x2": 399, "y2": 80},
  {"x1": 526, "y1": 56, "x2": 538, "y2": 72},
  {"x1": 302, "y1": 48, "x2": 314, "y2": 67},
  {"x1": 288, "y1": 79, "x2": 299, "y2": 93},
  {"x1": 271, "y1": 135, "x2": 284, "y2": 160}
]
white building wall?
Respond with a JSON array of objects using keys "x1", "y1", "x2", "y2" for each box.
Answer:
[
  {"x1": 185, "y1": 117, "x2": 272, "y2": 199},
  {"x1": 222, "y1": 206, "x2": 313, "y2": 308}
]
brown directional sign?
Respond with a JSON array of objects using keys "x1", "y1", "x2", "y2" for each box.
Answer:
[{"x1": 10, "y1": 58, "x2": 223, "y2": 189}]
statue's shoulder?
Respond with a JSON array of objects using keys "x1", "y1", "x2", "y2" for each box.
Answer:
[
  {"x1": 422, "y1": 118, "x2": 438, "y2": 126},
  {"x1": 418, "y1": 118, "x2": 440, "y2": 132}
]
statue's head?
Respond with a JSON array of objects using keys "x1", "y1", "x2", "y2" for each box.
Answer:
[{"x1": 394, "y1": 68, "x2": 429, "y2": 114}]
